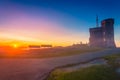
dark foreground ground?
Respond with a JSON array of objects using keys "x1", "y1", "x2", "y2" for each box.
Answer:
[{"x1": 0, "y1": 48, "x2": 120, "y2": 80}]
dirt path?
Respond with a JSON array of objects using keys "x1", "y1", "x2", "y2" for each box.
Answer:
[{"x1": 0, "y1": 48, "x2": 120, "y2": 80}]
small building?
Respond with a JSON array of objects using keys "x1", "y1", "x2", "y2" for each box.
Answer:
[
  {"x1": 41, "y1": 45, "x2": 52, "y2": 48},
  {"x1": 28, "y1": 45, "x2": 40, "y2": 49},
  {"x1": 89, "y1": 18, "x2": 116, "y2": 48}
]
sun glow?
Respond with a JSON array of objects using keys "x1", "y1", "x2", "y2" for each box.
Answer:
[{"x1": 12, "y1": 44, "x2": 19, "y2": 48}]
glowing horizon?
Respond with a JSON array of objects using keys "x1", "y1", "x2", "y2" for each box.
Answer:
[
  {"x1": 0, "y1": 12, "x2": 88, "y2": 47},
  {"x1": 0, "y1": 0, "x2": 120, "y2": 47}
]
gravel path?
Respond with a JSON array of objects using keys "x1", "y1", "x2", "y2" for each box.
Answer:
[{"x1": 0, "y1": 48, "x2": 120, "y2": 80}]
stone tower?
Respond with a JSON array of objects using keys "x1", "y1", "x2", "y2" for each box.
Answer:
[
  {"x1": 101, "y1": 18, "x2": 116, "y2": 47},
  {"x1": 89, "y1": 18, "x2": 116, "y2": 48}
]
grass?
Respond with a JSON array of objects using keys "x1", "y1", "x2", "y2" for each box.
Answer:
[
  {"x1": 0, "y1": 47, "x2": 105, "y2": 58},
  {"x1": 47, "y1": 53, "x2": 120, "y2": 80},
  {"x1": 104, "y1": 53, "x2": 120, "y2": 68},
  {"x1": 47, "y1": 65, "x2": 119, "y2": 80},
  {"x1": 104, "y1": 53, "x2": 120, "y2": 61}
]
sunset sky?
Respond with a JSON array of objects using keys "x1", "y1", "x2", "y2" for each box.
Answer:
[{"x1": 0, "y1": 0, "x2": 120, "y2": 47}]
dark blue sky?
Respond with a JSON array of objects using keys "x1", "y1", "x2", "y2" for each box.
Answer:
[{"x1": 0, "y1": 0, "x2": 120, "y2": 46}]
